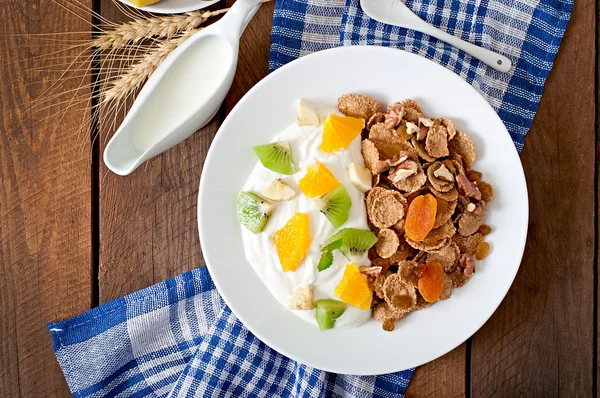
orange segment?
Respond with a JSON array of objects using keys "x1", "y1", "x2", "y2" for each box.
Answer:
[
  {"x1": 298, "y1": 162, "x2": 340, "y2": 198},
  {"x1": 273, "y1": 213, "x2": 311, "y2": 272},
  {"x1": 321, "y1": 113, "x2": 365, "y2": 153},
  {"x1": 334, "y1": 263, "x2": 372, "y2": 310}
]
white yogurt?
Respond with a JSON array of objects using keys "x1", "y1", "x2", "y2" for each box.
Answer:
[{"x1": 241, "y1": 122, "x2": 372, "y2": 328}]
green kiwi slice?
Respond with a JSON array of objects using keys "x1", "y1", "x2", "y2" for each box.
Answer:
[
  {"x1": 237, "y1": 191, "x2": 274, "y2": 234},
  {"x1": 315, "y1": 185, "x2": 351, "y2": 228},
  {"x1": 327, "y1": 228, "x2": 378, "y2": 262},
  {"x1": 315, "y1": 299, "x2": 347, "y2": 331},
  {"x1": 253, "y1": 141, "x2": 295, "y2": 175}
]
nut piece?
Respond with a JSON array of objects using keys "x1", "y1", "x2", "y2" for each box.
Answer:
[
  {"x1": 389, "y1": 160, "x2": 418, "y2": 183},
  {"x1": 456, "y1": 172, "x2": 482, "y2": 200},
  {"x1": 406, "y1": 121, "x2": 419, "y2": 136},
  {"x1": 347, "y1": 162, "x2": 372, "y2": 192},
  {"x1": 296, "y1": 99, "x2": 320, "y2": 126},
  {"x1": 338, "y1": 93, "x2": 381, "y2": 120},
  {"x1": 385, "y1": 103, "x2": 404, "y2": 130},
  {"x1": 433, "y1": 164, "x2": 454, "y2": 182},
  {"x1": 392, "y1": 163, "x2": 427, "y2": 194},
  {"x1": 286, "y1": 286, "x2": 314, "y2": 310},
  {"x1": 262, "y1": 179, "x2": 296, "y2": 201},
  {"x1": 419, "y1": 117, "x2": 434, "y2": 127},
  {"x1": 461, "y1": 253, "x2": 476, "y2": 277}
]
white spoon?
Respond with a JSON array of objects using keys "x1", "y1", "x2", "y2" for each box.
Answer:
[
  {"x1": 104, "y1": 0, "x2": 263, "y2": 176},
  {"x1": 360, "y1": 0, "x2": 512, "y2": 73}
]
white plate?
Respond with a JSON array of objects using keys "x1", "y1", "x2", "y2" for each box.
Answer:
[
  {"x1": 198, "y1": 46, "x2": 528, "y2": 375},
  {"x1": 118, "y1": 0, "x2": 219, "y2": 14}
]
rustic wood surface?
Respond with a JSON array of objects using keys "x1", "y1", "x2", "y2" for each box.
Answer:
[
  {"x1": 0, "y1": 1, "x2": 93, "y2": 396},
  {"x1": 0, "y1": 0, "x2": 595, "y2": 396}
]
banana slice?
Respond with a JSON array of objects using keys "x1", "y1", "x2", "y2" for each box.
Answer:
[
  {"x1": 262, "y1": 179, "x2": 296, "y2": 201},
  {"x1": 297, "y1": 99, "x2": 320, "y2": 127},
  {"x1": 287, "y1": 286, "x2": 314, "y2": 310},
  {"x1": 347, "y1": 163, "x2": 372, "y2": 193}
]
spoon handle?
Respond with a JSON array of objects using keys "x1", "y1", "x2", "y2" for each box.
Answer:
[
  {"x1": 359, "y1": 0, "x2": 512, "y2": 73},
  {"x1": 415, "y1": 20, "x2": 512, "y2": 73}
]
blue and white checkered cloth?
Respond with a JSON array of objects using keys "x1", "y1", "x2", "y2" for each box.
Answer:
[
  {"x1": 270, "y1": 0, "x2": 574, "y2": 152},
  {"x1": 49, "y1": 1, "x2": 573, "y2": 396},
  {"x1": 48, "y1": 267, "x2": 411, "y2": 397}
]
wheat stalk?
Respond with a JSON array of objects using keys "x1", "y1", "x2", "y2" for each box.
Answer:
[
  {"x1": 92, "y1": 9, "x2": 228, "y2": 51},
  {"x1": 101, "y1": 29, "x2": 198, "y2": 104}
]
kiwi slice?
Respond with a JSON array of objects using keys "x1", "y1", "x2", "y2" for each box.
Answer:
[
  {"x1": 315, "y1": 299, "x2": 347, "y2": 331},
  {"x1": 237, "y1": 191, "x2": 274, "y2": 234},
  {"x1": 253, "y1": 141, "x2": 295, "y2": 175},
  {"x1": 328, "y1": 228, "x2": 378, "y2": 262},
  {"x1": 315, "y1": 185, "x2": 351, "y2": 228}
]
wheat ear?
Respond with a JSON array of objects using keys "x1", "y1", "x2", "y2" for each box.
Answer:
[
  {"x1": 101, "y1": 30, "x2": 198, "y2": 104},
  {"x1": 92, "y1": 9, "x2": 227, "y2": 51}
]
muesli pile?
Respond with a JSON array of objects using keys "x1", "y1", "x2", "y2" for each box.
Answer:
[{"x1": 338, "y1": 94, "x2": 494, "y2": 331}]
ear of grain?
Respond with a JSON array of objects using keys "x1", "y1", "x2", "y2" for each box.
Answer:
[
  {"x1": 101, "y1": 29, "x2": 198, "y2": 104},
  {"x1": 92, "y1": 9, "x2": 227, "y2": 50}
]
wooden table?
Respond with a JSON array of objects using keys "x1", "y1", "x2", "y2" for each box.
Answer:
[{"x1": 0, "y1": 0, "x2": 594, "y2": 396}]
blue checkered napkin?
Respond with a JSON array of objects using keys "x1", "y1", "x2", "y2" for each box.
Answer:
[
  {"x1": 48, "y1": 267, "x2": 413, "y2": 397},
  {"x1": 269, "y1": 0, "x2": 574, "y2": 152}
]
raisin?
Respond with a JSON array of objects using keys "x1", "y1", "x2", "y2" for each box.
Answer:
[
  {"x1": 475, "y1": 241, "x2": 490, "y2": 260},
  {"x1": 382, "y1": 319, "x2": 396, "y2": 332},
  {"x1": 396, "y1": 124, "x2": 412, "y2": 141},
  {"x1": 478, "y1": 224, "x2": 492, "y2": 236}
]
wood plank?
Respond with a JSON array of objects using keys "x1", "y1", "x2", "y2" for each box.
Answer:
[
  {"x1": 0, "y1": 1, "x2": 93, "y2": 396},
  {"x1": 405, "y1": 345, "x2": 466, "y2": 397},
  {"x1": 470, "y1": 0, "x2": 595, "y2": 396},
  {"x1": 98, "y1": 1, "x2": 273, "y2": 301}
]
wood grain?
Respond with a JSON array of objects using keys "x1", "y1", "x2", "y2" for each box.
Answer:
[
  {"x1": 405, "y1": 345, "x2": 466, "y2": 397},
  {"x1": 0, "y1": 0, "x2": 93, "y2": 396},
  {"x1": 470, "y1": 0, "x2": 596, "y2": 396}
]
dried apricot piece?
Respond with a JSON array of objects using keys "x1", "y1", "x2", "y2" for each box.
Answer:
[
  {"x1": 475, "y1": 241, "x2": 490, "y2": 260},
  {"x1": 417, "y1": 261, "x2": 445, "y2": 302},
  {"x1": 405, "y1": 194, "x2": 437, "y2": 241}
]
